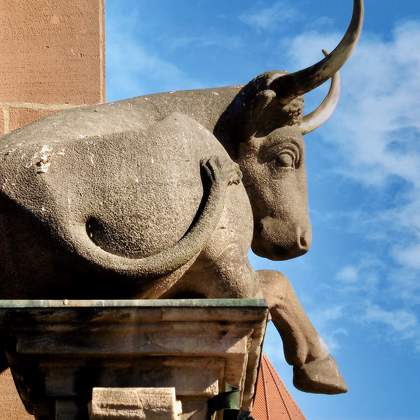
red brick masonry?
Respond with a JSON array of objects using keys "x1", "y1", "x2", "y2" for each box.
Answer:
[{"x1": 0, "y1": 0, "x2": 105, "y2": 135}]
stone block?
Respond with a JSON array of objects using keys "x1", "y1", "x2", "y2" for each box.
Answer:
[
  {"x1": 0, "y1": 0, "x2": 105, "y2": 104},
  {"x1": 90, "y1": 387, "x2": 182, "y2": 420}
]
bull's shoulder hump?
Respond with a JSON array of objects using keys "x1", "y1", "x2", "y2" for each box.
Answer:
[
  {"x1": 125, "y1": 86, "x2": 243, "y2": 132},
  {"x1": 0, "y1": 85, "x2": 243, "y2": 149}
]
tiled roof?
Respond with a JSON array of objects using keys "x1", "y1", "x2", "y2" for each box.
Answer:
[{"x1": 252, "y1": 354, "x2": 306, "y2": 420}]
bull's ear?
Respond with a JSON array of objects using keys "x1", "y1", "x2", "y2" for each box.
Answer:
[{"x1": 250, "y1": 90, "x2": 276, "y2": 124}]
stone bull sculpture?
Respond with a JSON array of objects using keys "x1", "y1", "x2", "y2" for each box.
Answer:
[{"x1": 0, "y1": 0, "x2": 363, "y2": 395}]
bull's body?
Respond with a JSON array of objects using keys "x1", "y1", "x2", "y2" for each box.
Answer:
[
  {"x1": 0, "y1": 86, "x2": 340, "y2": 395},
  {"x1": 0, "y1": 88, "x2": 252, "y2": 299},
  {"x1": 0, "y1": 0, "x2": 364, "y2": 396}
]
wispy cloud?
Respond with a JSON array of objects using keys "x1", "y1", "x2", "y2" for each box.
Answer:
[
  {"x1": 239, "y1": 1, "x2": 300, "y2": 32},
  {"x1": 165, "y1": 34, "x2": 244, "y2": 52},
  {"x1": 363, "y1": 303, "x2": 418, "y2": 335},
  {"x1": 309, "y1": 306, "x2": 347, "y2": 351},
  {"x1": 336, "y1": 265, "x2": 358, "y2": 284},
  {"x1": 334, "y1": 258, "x2": 382, "y2": 295},
  {"x1": 362, "y1": 303, "x2": 420, "y2": 351},
  {"x1": 392, "y1": 243, "x2": 420, "y2": 270}
]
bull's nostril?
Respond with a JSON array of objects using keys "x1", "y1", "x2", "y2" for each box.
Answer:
[{"x1": 298, "y1": 233, "x2": 310, "y2": 250}]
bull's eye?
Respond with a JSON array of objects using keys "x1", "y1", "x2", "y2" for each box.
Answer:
[
  {"x1": 264, "y1": 142, "x2": 300, "y2": 171},
  {"x1": 275, "y1": 152, "x2": 295, "y2": 168}
]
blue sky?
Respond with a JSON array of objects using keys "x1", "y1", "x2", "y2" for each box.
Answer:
[{"x1": 106, "y1": 2, "x2": 420, "y2": 419}]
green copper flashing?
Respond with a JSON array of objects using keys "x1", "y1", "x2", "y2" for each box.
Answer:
[{"x1": 0, "y1": 298, "x2": 267, "y2": 309}]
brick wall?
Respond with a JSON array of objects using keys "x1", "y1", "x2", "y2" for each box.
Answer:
[
  {"x1": 0, "y1": 0, "x2": 105, "y2": 135},
  {"x1": 0, "y1": 0, "x2": 105, "y2": 417}
]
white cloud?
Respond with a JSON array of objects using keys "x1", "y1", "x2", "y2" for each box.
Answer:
[
  {"x1": 388, "y1": 268, "x2": 420, "y2": 306},
  {"x1": 309, "y1": 306, "x2": 347, "y2": 352},
  {"x1": 333, "y1": 258, "x2": 382, "y2": 297},
  {"x1": 336, "y1": 265, "x2": 359, "y2": 283},
  {"x1": 239, "y1": 1, "x2": 300, "y2": 32},
  {"x1": 392, "y1": 244, "x2": 420, "y2": 270},
  {"x1": 319, "y1": 329, "x2": 348, "y2": 353},
  {"x1": 363, "y1": 303, "x2": 419, "y2": 342},
  {"x1": 165, "y1": 34, "x2": 243, "y2": 51}
]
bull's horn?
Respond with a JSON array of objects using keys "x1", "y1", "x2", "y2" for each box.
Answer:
[
  {"x1": 269, "y1": 0, "x2": 363, "y2": 105},
  {"x1": 300, "y1": 50, "x2": 341, "y2": 134}
]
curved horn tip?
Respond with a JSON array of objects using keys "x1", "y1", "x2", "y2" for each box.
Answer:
[{"x1": 270, "y1": 0, "x2": 363, "y2": 104}]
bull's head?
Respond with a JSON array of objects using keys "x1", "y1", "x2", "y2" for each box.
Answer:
[{"x1": 226, "y1": 0, "x2": 363, "y2": 260}]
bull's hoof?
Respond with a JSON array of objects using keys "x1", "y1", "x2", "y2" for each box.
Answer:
[{"x1": 293, "y1": 356, "x2": 348, "y2": 394}]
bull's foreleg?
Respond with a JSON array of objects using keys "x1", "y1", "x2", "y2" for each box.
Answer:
[
  {"x1": 191, "y1": 244, "x2": 261, "y2": 299},
  {"x1": 258, "y1": 270, "x2": 347, "y2": 394}
]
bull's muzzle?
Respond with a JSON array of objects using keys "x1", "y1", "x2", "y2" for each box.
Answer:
[{"x1": 253, "y1": 217, "x2": 312, "y2": 261}]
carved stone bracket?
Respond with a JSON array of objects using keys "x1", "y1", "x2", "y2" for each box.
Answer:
[{"x1": 0, "y1": 299, "x2": 268, "y2": 419}]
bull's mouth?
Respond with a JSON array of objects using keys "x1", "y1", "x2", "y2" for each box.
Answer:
[{"x1": 252, "y1": 239, "x2": 308, "y2": 261}]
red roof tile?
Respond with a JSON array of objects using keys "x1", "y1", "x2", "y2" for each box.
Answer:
[{"x1": 252, "y1": 354, "x2": 306, "y2": 420}]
